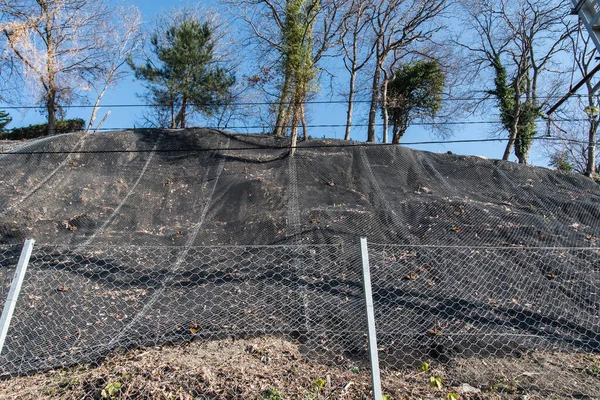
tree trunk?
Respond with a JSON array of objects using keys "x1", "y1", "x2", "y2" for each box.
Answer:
[
  {"x1": 392, "y1": 129, "x2": 402, "y2": 144},
  {"x1": 345, "y1": 70, "x2": 356, "y2": 141},
  {"x1": 381, "y1": 78, "x2": 389, "y2": 143},
  {"x1": 290, "y1": 102, "x2": 301, "y2": 156},
  {"x1": 586, "y1": 119, "x2": 598, "y2": 178},
  {"x1": 170, "y1": 101, "x2": 176, "y2": 129},
  {"x1": 392, "y1": 122, "x2": 406, "y2": 144},
  {"x1": 301, "y1": 104, "x2": 308, "y2": 140},
  {"x1": 274, "y1": 73, "x2": 292, "y2": 137},
  {"x1": 367, "y1": 60, "x2": 382, "y2": 143},
  {"x1": 516, "y1": 140, "x2": 529, "y2": 164},
  {"x1": 503, "y1": 96, "x2": 520, "y2": 161},
  {"x1": 86, "y1": 87, "x2": 108, "y2": 133},
  {"x1": 502, "y1": 127, "x2": 517, "y2": 161},
  {"x1": 47, "y1": 90, "x2": 56, "y2": 136},
  {"x1": 180, "y1": 97, "x2": 187, "y2": 128}
]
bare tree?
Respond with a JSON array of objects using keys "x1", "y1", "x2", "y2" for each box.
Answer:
[
  {"x1": 0, "y1": 0, "x2": 111, "y2": 135},
  {"x1": 86, "y1": 3, "x2": 143, "y2": 133},
  {"x1": 340, "y1": 0, "x2": 375, "y2": 140},
  {"x1": 365, "y1": 0, "x2": 450, "y2": 143},
  {"x1": 458, "y1": 0, "x2": 574, "y2": 163},
  {"x1": 546, "y1": 26, "x2": 600, "y2": 178},
  {"x1": 570, "y1": 26, "x2": 600, "y2": 178}
]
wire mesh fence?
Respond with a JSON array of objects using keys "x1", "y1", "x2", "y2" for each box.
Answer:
[
  {"x1": 368, "y1": 244, "x2": 600, "y2": 367},
  {"x1": 0, "y1": 243, "x2": 367, "y2": 377},
  {"x1": 0, "y1": 246, "x2": 21, "y2": 312}
]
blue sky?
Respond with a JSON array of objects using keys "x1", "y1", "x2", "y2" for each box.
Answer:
[{"x1": 2, "y1": 0, "x2": 571, "y2": 167}]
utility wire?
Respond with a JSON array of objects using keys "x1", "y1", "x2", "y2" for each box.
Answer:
[
  {"x1": 0, "y1": 94, "x2": 592, "y2": 110},
  {"x1": 5, "y1": 117, "x2": 592, "y2": 134},
  {"x1": 0, "y1": 134, "x2": 593, "y2": 155}
]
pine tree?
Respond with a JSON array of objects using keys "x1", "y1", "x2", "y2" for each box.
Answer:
[
  {"x1": 0, "y1": 110, "x2": 11, "y2": 131},
  {"x1": 129, "y1": 18, "x2": 235, "y2": 128}
]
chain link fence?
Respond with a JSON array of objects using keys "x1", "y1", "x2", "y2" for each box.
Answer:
[
  {"x1": 0, "y1": 246, "x2": 21, "y2": 312},
  {"x1": 368, "y1": 244, "x2": 600, "y2": 366},
  {"x1": 1, "y1": 240, "x2": 600, "y2": 398},
  {"x1": 0, "y1": 243, "x2": 367, "y2": 377}
]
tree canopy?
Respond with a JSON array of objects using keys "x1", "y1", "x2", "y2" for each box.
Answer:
[
  {"x1": 385, "y1": 60, "x2": 445, "y2": 144},
  {"x1": 128, "y1": 18, "x2": 235, "y2": 129}
]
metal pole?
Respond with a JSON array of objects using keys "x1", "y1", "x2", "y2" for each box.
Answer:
[
  {"x1": 360, "y1": 237, "x2": 383, "y2": 400},
  {"x1": 0, "y1": 238, "x2": 35, "y2": 355}
]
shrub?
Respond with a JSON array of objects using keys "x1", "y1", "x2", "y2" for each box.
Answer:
[{"x1": 0, "y1": 119, "x2": 85, "y2": 140}]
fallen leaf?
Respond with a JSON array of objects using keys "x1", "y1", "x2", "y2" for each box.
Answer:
[
  {"x1": 405, "y1": 273, "x2": 418, "y2": 281},
  {"x1": 488, "y1": 299, "x2": 499, "y2": 307},
  {"x1": 190, "y1": 321, "x2": 201, "y2": 334},
  {"x1": 57, "y1": 286, "x2": 69, "y2": 292}
]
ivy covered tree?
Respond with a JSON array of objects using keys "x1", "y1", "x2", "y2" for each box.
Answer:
[
  {"x1": 459, "y1": 0, "x2": 573, "y2": 164},
  {"x1": 385, "y1": 60, "x2": 445, "y2": 144},
  {"x1": 282, "y1": 0, "x2": 319, "y2": 153},
  {"x1": 129, "y1": 17, "x2": 235, "y2": 129},
  {"x1": 488, "y1": 55, "x2": 541, "y2": 164},
  {"x1": 0, "y1": 110, "x2": 11, "y2": 131}
]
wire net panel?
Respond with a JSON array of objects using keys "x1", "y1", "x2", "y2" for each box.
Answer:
[
  {"x1": 368, "y1": 244, "x2": 600, "y2": 368},
  {"x1": 1, "y1": 130, "x2": 599, "y2": 250},
  {"x1": 0, "y1": 245, "x2": 21, "y2": 312},
  {"x1": 0, "y1": 244, "x2": 367, "y2": 377}
]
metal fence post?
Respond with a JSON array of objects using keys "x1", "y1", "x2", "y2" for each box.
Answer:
[
  {"x1": 0, "y1": 238, "x2": 35, "y2": 355},
  {"x1": 360, "y1": 237, "x2": 383, "y2": 400}
]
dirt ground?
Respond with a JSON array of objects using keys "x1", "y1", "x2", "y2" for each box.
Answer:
[{"x1": 0, "y1": 336, "x2": 599, "y2": 399}]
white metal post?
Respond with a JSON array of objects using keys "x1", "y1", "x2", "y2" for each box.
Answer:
[
  {"x1": 0, "y1": 238, "x2": 35, "y2": 355},
  {"x1": 360, "y1": 237, "x2": 383, "y2": 400}
]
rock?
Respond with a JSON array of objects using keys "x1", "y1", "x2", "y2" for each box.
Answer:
[{"x1": 456, "y1": 383, "x2": 481, "y2": 394}]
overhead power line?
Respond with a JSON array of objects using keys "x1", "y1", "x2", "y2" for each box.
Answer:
[
  {"x1": 8, "y1": 116, "x2": 591, "y2": 134},
  {"x1": 0, "y1": 134, "x2": 592, "y2": 156},
  {"x1": 0, "y1": 94, "x2": 592, "y2": 110}
]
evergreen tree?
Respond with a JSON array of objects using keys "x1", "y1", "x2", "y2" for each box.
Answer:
[
  {"x1": 385, "y1": 60, "x2": 445, "y2": 144},
  {"x1": 129, "y1": 18, "x2": 235, "y2": 128},
  {"x1": 0, "y1": 110, "x2": 11, "y2": 131}
]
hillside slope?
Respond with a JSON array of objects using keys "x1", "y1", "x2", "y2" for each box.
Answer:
[{"x1": 0, "y1": 128, "x2": 598, "y2": 247}]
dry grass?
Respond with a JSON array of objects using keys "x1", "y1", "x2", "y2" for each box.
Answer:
[{"x1": 1, "y1": 336, "x2": 599, "y2": 399}]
